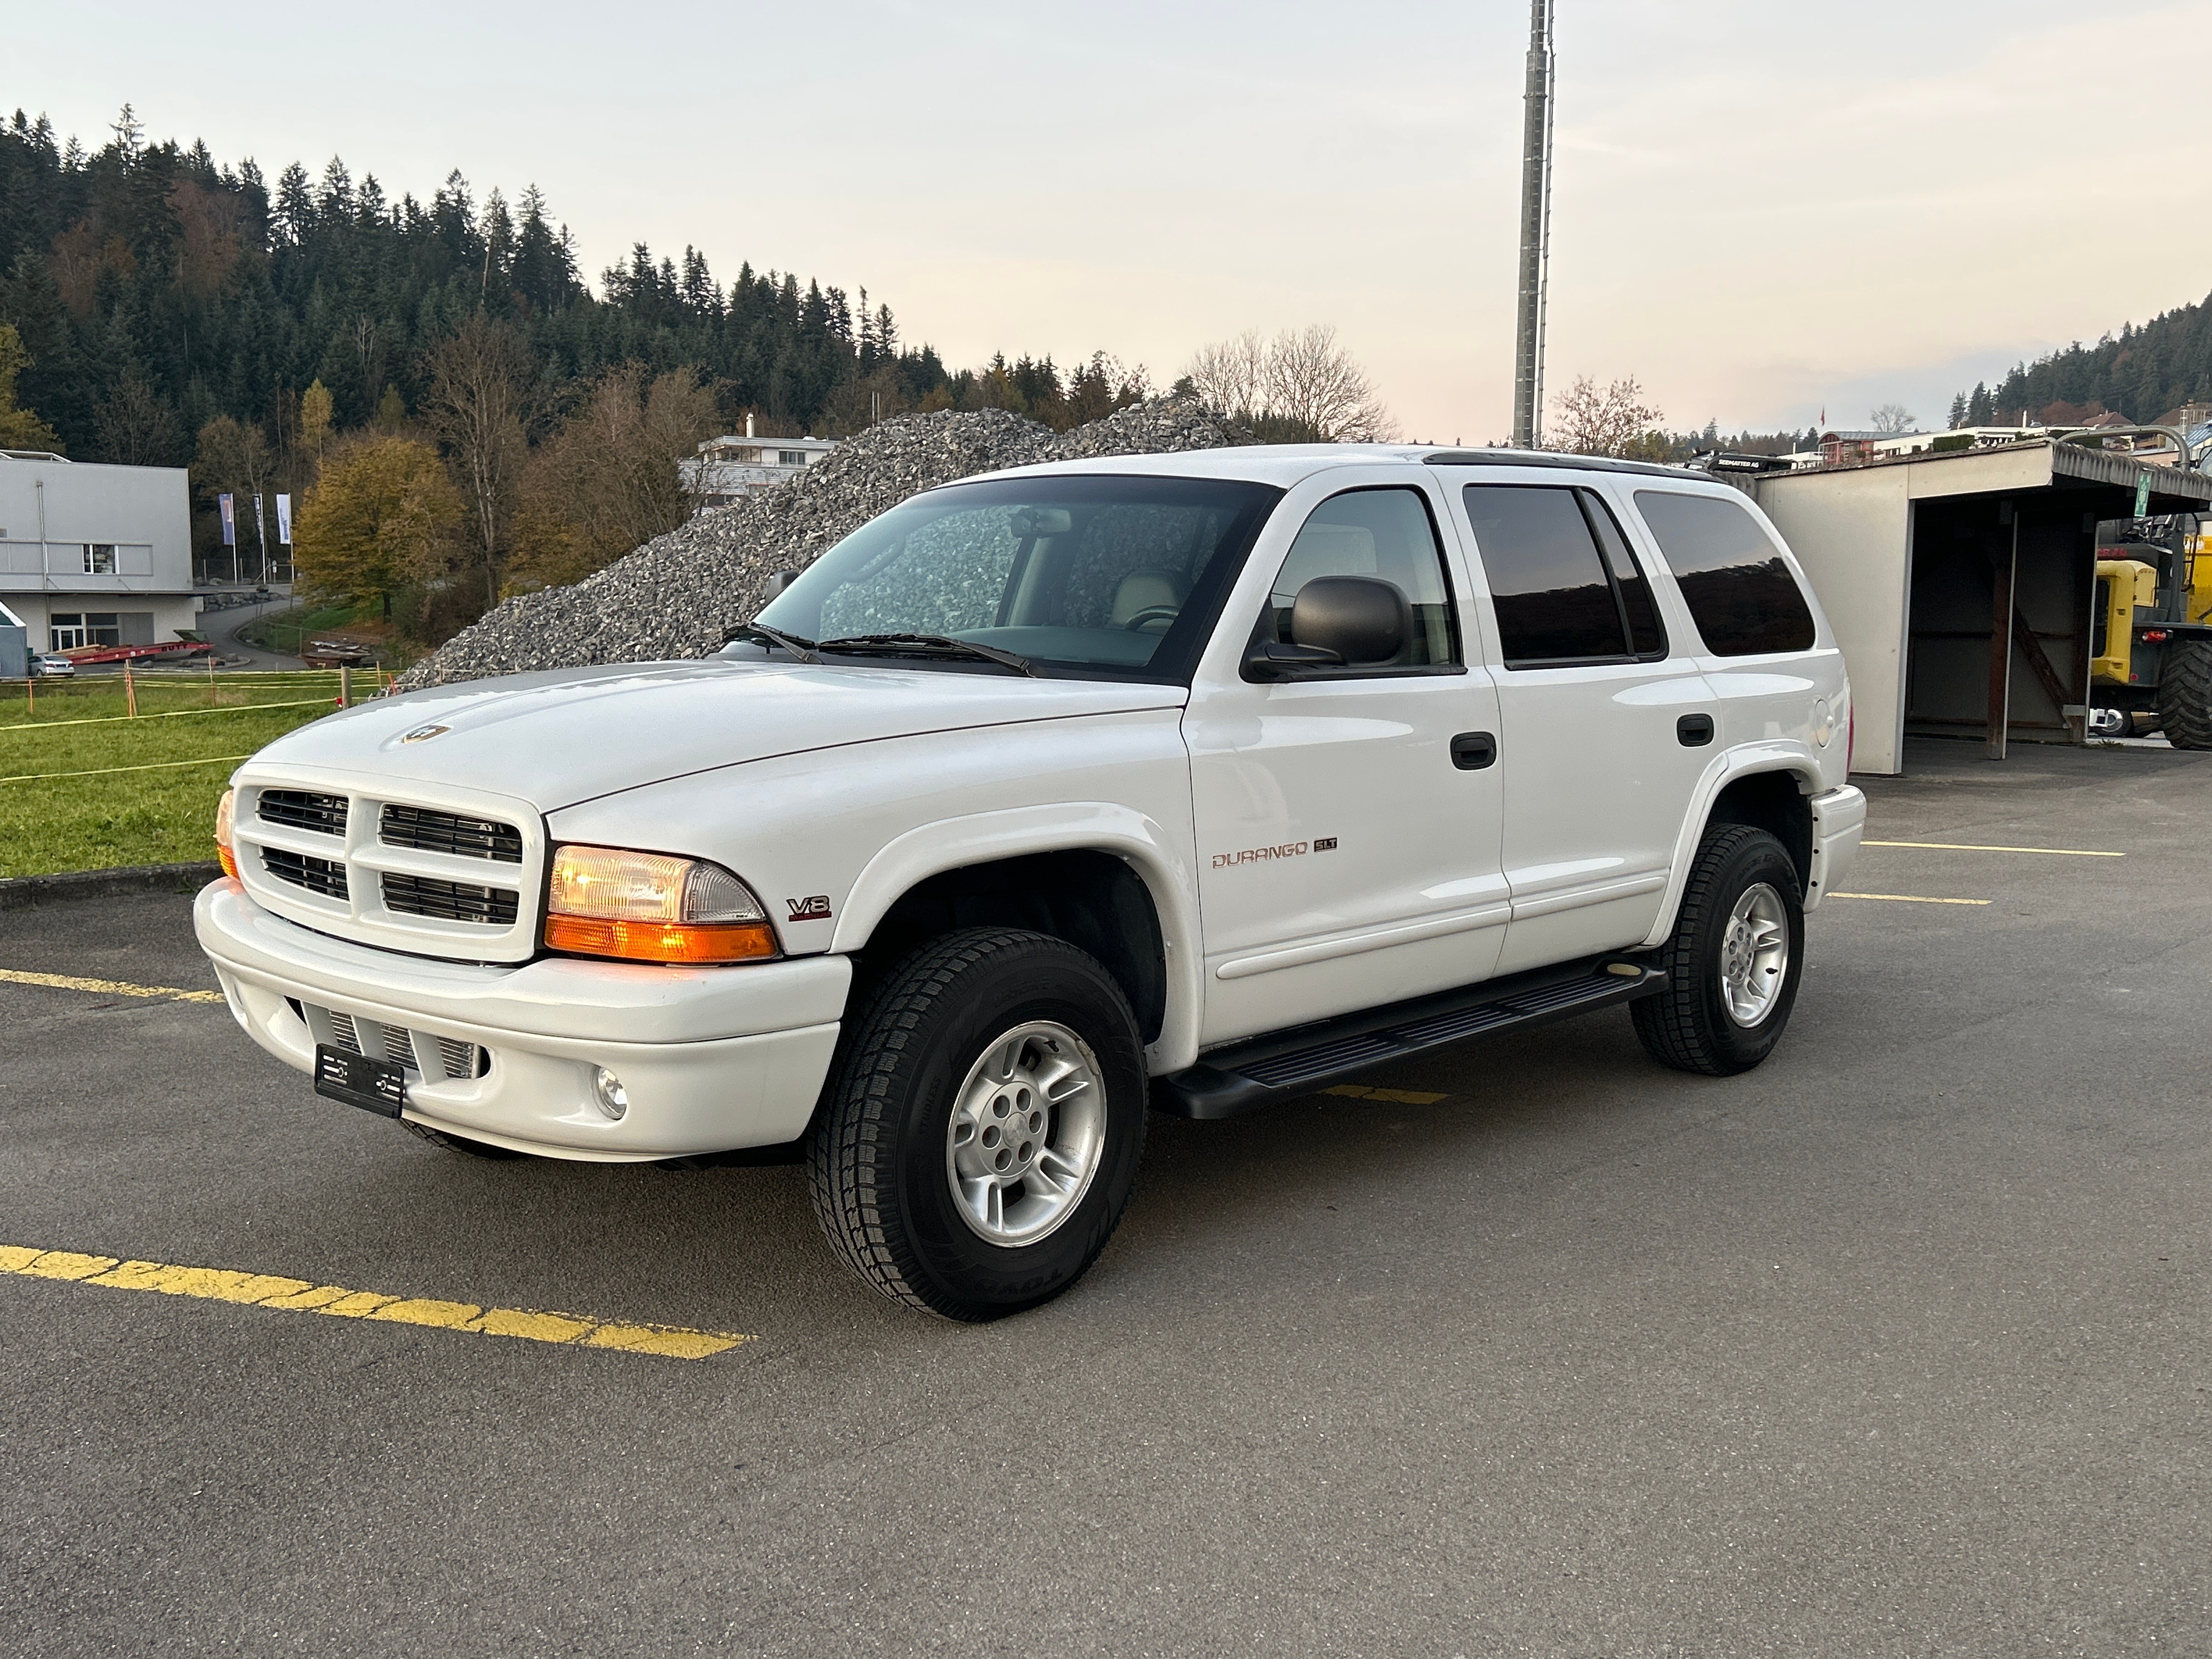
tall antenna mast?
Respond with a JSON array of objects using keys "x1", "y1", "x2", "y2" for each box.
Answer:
[{"x1": 1511, "y1": 0, "x2": 1555, "y2": 449}]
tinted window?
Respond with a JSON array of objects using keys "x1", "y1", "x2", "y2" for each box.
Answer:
[
  {"x1": 1583, "y1": 494, "x2": 1664, "y2": 656},
  {"x1": 1633, "y1": 490, "x2": 1816, "y2": 656},
  {"x1": 1462, "y1": 484, "x2": 1626, "y2": 664},
  {"x1": 1265, "y1": 487, "x2": 1458, "y2": 668}
]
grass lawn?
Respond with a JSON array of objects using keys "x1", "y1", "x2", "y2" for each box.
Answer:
[{"x1": 0, "y1": 671, "x2": 365, "y2": 877}]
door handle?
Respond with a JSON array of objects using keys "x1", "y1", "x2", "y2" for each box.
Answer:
[
  {"x1": 1677, "y1": 713, "x2": 1715, "y2": 747},
  {"x1": 1451, "y1": 731, "x2": 1498, "y2": 770}
]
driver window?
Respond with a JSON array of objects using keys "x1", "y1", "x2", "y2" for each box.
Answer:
[{"x1": 1262, "y1": 487, "x2": 1459, "y2": 668}]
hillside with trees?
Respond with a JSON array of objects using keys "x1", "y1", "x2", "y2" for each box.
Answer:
[
  {"x1": 1946, "y1": 290, "x2": 2212, "y2": 428},
  {"x1": 0, "y1": 105, "x2": 1149, "y2": 641}
]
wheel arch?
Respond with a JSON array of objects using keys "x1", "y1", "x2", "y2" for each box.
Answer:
[
  {"x1": 831, "y1": 805, "x2": 1202, "y2": 1071},
  {"x1": 1640, "y1": 747, "x2": 1822, "y2": 949}
]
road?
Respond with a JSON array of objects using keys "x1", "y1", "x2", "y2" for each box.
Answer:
[{"x1": 3, "y1": 740, "x2": 2207, "y2": 1657}]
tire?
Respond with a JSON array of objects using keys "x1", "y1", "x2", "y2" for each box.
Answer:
[
  {"x1": 1632, "y1": 825, "x2": 1805, "y2": 1077},
  {"x1": 403, "y1": 1122, "x2": 526, "y2": 1160},
  {"x1": 2157, "y1": 640, "x2": 2212, "y2": 749},
  {"x1": 807, "y1": 928, "x2": 1147, "y2": 1321}
]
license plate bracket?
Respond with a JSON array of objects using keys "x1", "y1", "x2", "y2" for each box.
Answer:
[{"x1": 314, "y1": 1043, "x2": 407, "y2": 1119}]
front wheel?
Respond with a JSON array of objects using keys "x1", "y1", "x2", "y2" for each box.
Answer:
[
  {"x1": 1632, "y1": 825, "x2": 1805, "y2": 1076},
  {"x1": 806, "y1": 929, "x2": 1147, "y2": 1321}
]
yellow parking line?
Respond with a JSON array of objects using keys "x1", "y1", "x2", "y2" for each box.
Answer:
[
  {"x1": 0, "y1": 1244, "x2": 751, "y2": 1361},
  {"x1": 1829, "y1": 892, "x2": 1991, "y2": 906},
  {"x1": 1324, "y1": 1084, "x2": 1451, "y2": 1104},
  {"x1": 1863, "y1": 840, "x2": 2123, "y2": 857},
  {"x1": 0, "y1": 968, "x2": 225, "y2": 1003}
]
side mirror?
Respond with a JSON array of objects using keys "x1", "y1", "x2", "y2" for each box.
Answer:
[
  {"x1": 765, "y1": 569, "x2": 802, "y2": 598},
  {"x1": 1289, "y1": 576, "x2": 1409, "y2": 667}
]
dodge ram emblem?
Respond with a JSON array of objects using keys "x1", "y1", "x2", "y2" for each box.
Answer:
[
  {"x1": 786, "y1": 895, "x2": 832, "y2": 921},
  {"x1": 399, "y1": 724, "x2": 449, "y2": 744}
]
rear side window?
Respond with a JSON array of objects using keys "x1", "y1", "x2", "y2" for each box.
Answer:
[
  {"x1": 1461, "y1": 484, "x2": 1668, "y2": 667},
  {"x1": 1632, "y1": 490, "x2": 1816, "y2": 656}
]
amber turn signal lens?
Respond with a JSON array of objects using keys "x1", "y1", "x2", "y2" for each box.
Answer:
[
  {"x1": 214, "y1": 787, "x2": 239, "y2": 878},
  {"x1": 543, "y1": 913, "x2": 780, "y2": 964}
]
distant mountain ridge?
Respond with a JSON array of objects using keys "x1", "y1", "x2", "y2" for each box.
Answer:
[{"x1": 1954, "y1": 289, "x2": 2212, "y2": 427}]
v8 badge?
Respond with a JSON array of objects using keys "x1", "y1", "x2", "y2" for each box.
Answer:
[{"x1": 786, "y1": 895, "x2": 832, "y2": 922}]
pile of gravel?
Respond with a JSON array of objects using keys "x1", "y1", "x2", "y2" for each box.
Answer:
[{"x1": 393, "y1": 397, "x2": 1249, "y2": 690}]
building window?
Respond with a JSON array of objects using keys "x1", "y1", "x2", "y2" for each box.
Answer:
[
  {"x1": 86, "y1": 612, "x2": 122, "y2": 646},
  {"x1": 83, "y1": 543, "x2": 117, "y2": 574},
  {"x1": 778, "y1": 450, "x2": 806, "y2": 467},
  {"x1": 49, "y1": 613, "x2": 86, "y2": 650}
]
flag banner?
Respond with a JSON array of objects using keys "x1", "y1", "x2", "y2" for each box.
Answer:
[
  {"x1": 218, "y1": 493, "x2": 236, "y2": 548},
  {"x1": 253, "y1": 494, "x2": 266, "y2": 547},
  {"x1": 276, "y1": 493, "x2": 292, "y2": 545}
]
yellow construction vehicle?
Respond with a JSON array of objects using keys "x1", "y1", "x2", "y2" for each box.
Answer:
[{"x1": 2090, "y1": 517, "x2": 2212, "y2": 745}]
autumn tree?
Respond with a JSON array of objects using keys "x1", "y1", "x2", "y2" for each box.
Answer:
[
  {"x1": 419, "y1": 315, "x2": 533, "y2": 604},
  {"x1": 1183, "y1": 326, "x2": 1393, "y2": 442},
  {"x1": 1548, "y1": 375, "x2": 1664, "y2": 458},
  {"x1": 293, "y1": 435, "x2": 461, "y2": 615},
  {"x1": 506, "y1": 365, "x2": 719, "y2": 590},
  {"x1": 297, "y1": 379, "x2": 334, "y2": 469},
  {"x1": 0, "y1": 324, "x2": 63, "y2": 452}
]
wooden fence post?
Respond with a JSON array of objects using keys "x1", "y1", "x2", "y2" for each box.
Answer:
[
  {"x1": 338, "y1": 664, "x2": 351, "y2": 708},
  {"x1": 125, "y1": 661, "x2": 138, "y2": 719}
]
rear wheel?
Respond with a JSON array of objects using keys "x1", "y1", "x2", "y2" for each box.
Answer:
[
  {"x1": 1633, "y1": 825, "x2": 1805, "y2": 1076},
  {"x1": 2157, "y1": 640, "x2": 2212, "y2": 749},
  {"x1": 807, "y1": 929, "x2": 1147, "y2": 1321}
]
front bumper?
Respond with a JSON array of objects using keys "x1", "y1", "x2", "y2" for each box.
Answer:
[
  {"x1": 1804, "y1": 784, "x2": 1866, "y2": 912},
  {"x1": 194, "y1": 879, "x2": 849, "y2": 1161}
]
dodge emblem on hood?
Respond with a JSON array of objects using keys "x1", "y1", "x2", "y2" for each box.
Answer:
[{"x1": 399, "y1": 723, "x2": 450, "y2": 744}]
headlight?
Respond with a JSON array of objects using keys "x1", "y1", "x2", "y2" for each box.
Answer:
[
  {"x1": 543, "y1": 845, "x2": 780, "y2": 964},
  {"x1": 214, "y1": 787, "x2": 238, "y2": 879}
]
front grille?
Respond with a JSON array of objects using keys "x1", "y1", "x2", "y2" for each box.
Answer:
[
  {"x1": 382, "y1": 872, "x2": 519, "y2": 926},
  {"x1": 380, "y1": 804, "x2": 522, "y2": 864},
  {"x1": 314, "y1": 1005, "x2": 487, "y2": 1081},
  {"x1": 264, "y1": 847, "x2": 348, "y2": 900},
  {"x1": 257, "y1": 788, "x2": 348, "y2": 837}
]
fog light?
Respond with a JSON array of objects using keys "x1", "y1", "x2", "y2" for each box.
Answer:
[{"x1": 593, "y1": 1067, "x2": 629, "y2": 1121}]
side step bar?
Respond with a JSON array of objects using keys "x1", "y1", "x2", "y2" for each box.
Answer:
[{"x1": 1152, "y1": 955, "x2": 1666, "y2": 1121}]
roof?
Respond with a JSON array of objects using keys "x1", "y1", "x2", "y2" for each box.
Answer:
[
  {"x1": 1754, "y1": 437, "x2": 2212, "y2": 506},
  {"x1": 975, "y1": 443, "x2": 1718, "y2": 490}
]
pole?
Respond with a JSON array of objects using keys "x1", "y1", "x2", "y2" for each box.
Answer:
[
  {"x1": 338, "y1": 663, "x2": 351, "y2": 709},
  {"x1": 1987, "y1": 503, "x2": 2017, "y2": 760},
  {"x1": 125, "y1": 659, "x2": 138, "y2": 718},
  {"x1": 1510, "y1": 0, "x2": 1555, "y2": 449}
]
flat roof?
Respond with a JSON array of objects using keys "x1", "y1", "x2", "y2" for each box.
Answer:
[{"x1": 1756, "y1": 438, "x2": 2212, "y2": 506}]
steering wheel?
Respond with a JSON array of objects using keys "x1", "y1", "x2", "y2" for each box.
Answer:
[{"x1": 1120, "y1": 606, "x2": 1181, "y2": 631}]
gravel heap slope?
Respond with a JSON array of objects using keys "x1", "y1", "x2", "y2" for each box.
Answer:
[{"x1": 394, "y1": 398, "x2": 1246, "y2": 690}]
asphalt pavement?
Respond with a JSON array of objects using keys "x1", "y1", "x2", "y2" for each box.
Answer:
[{"x1": 2, "y1": 738, "x2": 2207, "y2": 1657}]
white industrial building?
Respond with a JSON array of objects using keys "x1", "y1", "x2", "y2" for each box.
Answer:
[
  {"x1": 0, "y1": 450, "x2": 201, "y2": 652},
  {"x1": 682, "y1": 419, "x2": 840, "y2": 509}
]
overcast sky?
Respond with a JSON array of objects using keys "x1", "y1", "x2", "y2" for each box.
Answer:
[{"x1": 14, "y1": 0, "x2": 2210, "y2": 439}]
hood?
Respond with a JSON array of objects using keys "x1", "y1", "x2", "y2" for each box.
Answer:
[{"x1": 246, "y1": 658, "x2": 1187, "y2": 810}]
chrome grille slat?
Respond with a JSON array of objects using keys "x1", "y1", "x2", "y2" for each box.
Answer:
[
  {"x1": 307, "y1": 1004, "x2": 488, "y2": 1083},
  {"x1": 257, "y1": 788, "x2": 348, "y2": 837},
  {"x1": 263, "y1": 846, "x2": 348, "y2": 900},
  {"x1": 381, "y1": 872, "x2": 520, "y2": 927},
  {"x1": 380, "y1": 804, "x2": 523, "y2": 864}
]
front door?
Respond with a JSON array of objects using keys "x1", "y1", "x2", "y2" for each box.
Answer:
[
  {"x1": 1184, "y1": 481, "x2": 1508, "y2": 1046},
  {"x1": 1446, "y1": 477, "x2": 1717, "y2": 975}
]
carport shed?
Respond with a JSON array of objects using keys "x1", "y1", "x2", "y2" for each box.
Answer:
[{"x1": 1747, "y1": 441, "x2": 2212, "y2": 774}]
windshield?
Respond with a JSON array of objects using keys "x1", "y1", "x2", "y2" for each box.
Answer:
[{"x1": 737, "y1": 473, "x2": 1283, "y2": 681}]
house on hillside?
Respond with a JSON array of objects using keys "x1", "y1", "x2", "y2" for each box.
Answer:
[
  {"x1": 681, "y1": 417, "x2": 840, "y2": 510},
  {"x1": 0, "y1": 451, "x2": 201, "y2": 654}
]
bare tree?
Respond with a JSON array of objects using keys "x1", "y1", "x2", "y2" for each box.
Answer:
[
  {"x1": 1548, "y1": 375, "x2": 1664, "y2": 458},
  {"x1": 420, "y1": 314, "x2": 534, "y2": 605},
  {"x1": 1868, "y1": 403, "x2": 1917, "y2": 435},
  {"x1": 1183, "y1": 325, "x2": 1396, "y2": 442}
]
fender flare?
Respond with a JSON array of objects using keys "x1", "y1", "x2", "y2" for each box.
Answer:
[
  {"x1": 1639, "y1": 742, "x2": 1825, "y2": 949},
  {"x1": 830, "y1": 802, "x2": 1205, "y2": 1075}
]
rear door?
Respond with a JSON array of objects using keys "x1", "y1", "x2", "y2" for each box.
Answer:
[
  {"x1": 1183, "y1": 475, "x2": 1508, "y2": 1045},
  {"x1": 1444, "y1": 476, "x2": 1716, "y2": 975}
]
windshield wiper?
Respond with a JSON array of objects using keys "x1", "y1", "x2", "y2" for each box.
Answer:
[
  {"x1": 815, "y1": 633, "x2": 1040, "y2": 677},
  {"x1": 725, "y1": 622, "x2": 822, "y2": 664}
]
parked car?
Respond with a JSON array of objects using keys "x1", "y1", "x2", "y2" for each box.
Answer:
[
  {"x1": 196, "y1": 445, "x2": 1864, "y2": 1319},
  {"x1": 32, "y1": 654, "x2": 75, "y2": 677}
]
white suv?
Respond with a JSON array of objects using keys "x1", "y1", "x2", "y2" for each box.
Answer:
[{"x1": 198, "y1": 446, "x2": 1864, "y2": 1318}]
